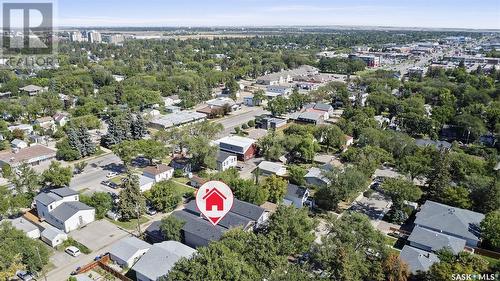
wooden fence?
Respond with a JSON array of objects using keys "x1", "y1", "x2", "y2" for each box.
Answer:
[{"x1": 73, "y1": 254, "x2": 132, "y2": 281}]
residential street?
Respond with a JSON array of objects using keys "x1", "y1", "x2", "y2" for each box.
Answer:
[
  {"x1": 69, "y1": 153, "x2": 123, "y2": 194},
  {"x1": 215, "y1": 106, "x2": 269, "y2": 135}
]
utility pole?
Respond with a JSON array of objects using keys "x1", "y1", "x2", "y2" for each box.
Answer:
[
  {"x1": 35, "y1": 246, "x2": 47, "y2": 281},
  {"x1": 136, "y1": 201, "x2": 142, "y2": 237}
]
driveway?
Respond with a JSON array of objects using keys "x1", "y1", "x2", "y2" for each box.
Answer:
[
  {"x1": 70, "y1": 220, "x2": 129, "y2": 251},
  {"x1": 46, "y1": 220, "x2": 130, "y2": 280},
  {"x1": 349, "y1": 191, "x2": 392, "y2": 222}
]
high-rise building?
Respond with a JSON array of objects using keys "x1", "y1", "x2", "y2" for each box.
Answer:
[
  {"x1": 87, "y1": 31, "x2": 102, "y2": 43},
  {"x1": 103, "y1": 34, "x2": 124, "y2": 45},
  {"x1": 70, "y1": 31, "x2": 84, "y2": 42}
]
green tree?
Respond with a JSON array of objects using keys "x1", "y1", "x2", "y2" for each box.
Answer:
[
  {"x1": 159, "y1": 215, "x2": 185, "y2": 242},
  {"x1": 80, "y1": 192, "x2": 113, "y2": 219},
  {"x1": 261, "y1": 175, "x2": 287, "y2": 203},
  {"x1": 426, "y1": 250, "x2": 489, "y2": 281},
  {"x1": 383, "y1": 252, "x2": 410, "y2": 281},
  {"x1": 439, "y1": 186, "x2": 472, "y2": 209},
  {"x1": 381, "y1": 178, "x2": 422, "y2": 209},
  {"x1": 41, "y1": 161, "x2": 72, "y2": 188},
  {"x1": 315, "y1": 124, "x2": 345, "y2": 152},
  {"x1": 145, "y1": 181, "x2": 182, "y2": 212},
  {"x1": 118, "y1": 173, "x2": 146, "y2": 221},
  {"x1": 264, "y1": 205, "x2": 316, "y2": 256},
  {"x1": 427, "y1": 149, "x2": 451, "y2": 200},
  {"x1": 288, "y1": 165, "x2": 306, "y2": 186},
  {"x1": 480, "y1": 210, "x2": 500, "y2": 249}
]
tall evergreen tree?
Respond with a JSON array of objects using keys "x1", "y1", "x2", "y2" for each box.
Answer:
[
  {"x1": 131, "y1": 114, "x2": 147, "y2": 140},
  {"x1": 66, "y1": 127, "x2": 83, "y2": 159},
  {"x1": 118, "y1": 173, "x2": 146, "y2": 221},
  {"x1": 427, "y1": 149, "x2": 451, "y2": 199}
]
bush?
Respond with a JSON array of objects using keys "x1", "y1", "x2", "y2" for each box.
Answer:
[
  {"x1": 173, "y1": 169, "x2": 184, "y2": 177},
  {"x1": 242, "y1": 124, "x2": 249, "y2": 130},
  {"x1": 248, "y1": 120, "x2": 255, "y2": 127},
  {"x1": 363, "y1": 189, "x2": 374, "y2": 198}
]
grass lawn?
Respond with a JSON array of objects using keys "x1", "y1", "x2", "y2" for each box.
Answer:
[
  {"x1": 107, "y1": 216, "x2": 149, "y2": 230},
  {"x1": 109, "y1": 175, "x2": 125, "y2": 185},
  {"x1": 477, "y1": 254, "x2": 500, "y2": 267},
  {"x1": 171, "y1": 180, "x2": 195, "y2": 197}
]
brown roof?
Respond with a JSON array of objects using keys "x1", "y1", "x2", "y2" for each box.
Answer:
[
  {"x1": 143, "y1": 164, "x2": 173, "y2": 175},
  {"x1": 196, "y1": 106, "x2": 214, "y2": 115},
  {"x1": 260, "y1": 201, "x2": 278, "y2": 213},
  {"x1": 0, "y1": 145, "x2": 56, "y2": 165}
]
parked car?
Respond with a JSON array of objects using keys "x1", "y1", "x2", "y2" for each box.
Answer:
[
  {"x1": 66, "y1": 246, "x2": 81, "y2": 257},
  {"x1": 16, "y1": 271, "x2": 34, "y2": 281},
  {"x1": 146, "y1": 206, "x2": 157, "y2": 216},
  {"x1": 106, "y1": 210, "x2": 122, "y2": 221},
  {"x1": 106, "y1": 172, "x2": 118, "y2": 178}
]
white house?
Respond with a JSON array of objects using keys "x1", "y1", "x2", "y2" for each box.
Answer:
[
  {"x1": 11, "y1": 138, "x2": 28, "y2": 149},
  {"x1": 257, "y1": 161, "x2": 287, "y2": 177},
  {"x1": 142, "y1": 164, "x2": 174, "y2": 183},
  {"x1": 41, "y1": 226, "x2": 68, "y2": 247},
  {"x1": 109, "y1": 236, "x2": 151, "y2": 268},
  {"x1": 283, "y1": 184, "x2": 310, "y2": 208},
  {"x1": 216, "y1": 151, "x2": 237, "y2": 172},
  {"x1": 8, "y1": 124, "x2": 33, "y2": 135},
  {"x1": 163, "y1": 95, "x2": 181, "y2": 107},
  {"x1": 34, "y1": 188, "x2": 95, "y2": 233},
  {"x1": 53, "y1": 113, "x2": 69, "y2": 127},
  {"x1": 10, "y1": 217, "x2": 40, "y2": 239},
  {"x1": 139, "y1": 175, "x2": 155, "y2": 192}
]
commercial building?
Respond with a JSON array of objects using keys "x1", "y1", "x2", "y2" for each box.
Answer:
[
  {"x1": 349, "y1": 54, "x2": 381, "y2": 67},
  {"x1": 214, "y1": 135, "x2": 257, "y2": 161},
  {"x1": 149, "y1": 111, "x2": 207, "y2": 130}
]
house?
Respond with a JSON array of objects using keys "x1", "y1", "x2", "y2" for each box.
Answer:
[
  {"x1": 0, "y1": 145, "x2": 56, "y2": 168},
  {"x1": 34, "y1": 188, "x2": 95, "y2": 232},
  {"x1": 304, "y1": 103, "x2": 334, "y2": 118},
  {"x1": 41, "y1": 226, "x2": 68, "y2": 247},
  {"x1": 304, "y1": 166, "x2": 331, "y2": 187},
  {"x1": 266, "y1": 85, "x2": 293, "y2": 97},
  {"x1": 142, "y1": 108, "x2": 161, "y2": 118},
  {"x1": 139, "y1": 175, "x2": 155, "y2": 192},
  {"x1": 415, "y1": 139, "x2": 452, "y2": 150},
  {"x1": 163, "y1": 95, "x2": 182, "y2": 107},
  {"x1": 216, "y1": 151, "x2": 237, "y2": 172},
  {"x1": 19, "y1": 85, "x2": 45, "y2": 96},
  {"x1": 165, "y1": 106, "x2": 181, "y2": 113},
  {"x1": 373, "y1": 168, "x2": 404, "y2": 181},
  {"x1": 59, "y1": 94, "x2": 77, "y2": 109},
  {"x1": 257, "y1": 161, "x2": 287, "y2": 176},
  {"x1": 131, "y1": 241, "x2": 196, "y2": 281},
  {"x1": 408, "y1": 226, "x2": 466, "y2": 255},
  {"x1": 292, "y1": 111, "x2": 325, "y2": 125},
  {"x1": 399, "y1": 245, "x2": 440, "y2": 274},
  {"x1": 149, "y1": 111, "x2": 206, "y2": 130},
  {"x1": 143, "y1": 164, "x2": 174, "y2": 183},
  {"x1": 9, "y1": 217, "x2": 40, "y2": 239},
  {"x1": 35, "y1": 116, "x2": 55, "y2": 131},
  {"x1": 11, "y1": 138, "x2": 28, "y2": 149},
  {"x1": 342, "y1": 135, "x2": 354, "y2": 151},
  {"x1": 170, "y1": 157, "x2": 192, "y2": 175},
  {"x1": 244, "y1": 95, "x2": 262, "y2": 107},
  {"x1": 283, "y1": 184, "x2": 309, "y2": 208},
  {"x1": 413, "y1": 201, "x2": 484, "y2": 247},
  {"x1": 109, "y1": 236, "x2": 151, "y2": 268},
  {"x1": 53, "y1": 113, "x2": 69, "y2": 127},
  {"x1": 147, "y1": 199, "x2": 267, "y2": 248},
  {"x1": 215, "y1": 136, "x2": 257, "y2": 161},
  {"x1": 258, "y1": 117, "x2": 287, "y2": 130},
  {"x1": 189, "y1": 174, "x2": 207, "y2": 188},
  {"x1": 8, "y1": 124, "x2": 33, "y2": 135}
]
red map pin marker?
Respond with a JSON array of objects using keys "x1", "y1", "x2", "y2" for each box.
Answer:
[{"x1": 195, "y1": 180, "x2": 234, "y2": 226}]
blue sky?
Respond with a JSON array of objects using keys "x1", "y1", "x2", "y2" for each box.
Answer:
[{"x1": 54, "y1": 0, "x2": 499, "y2": 29}]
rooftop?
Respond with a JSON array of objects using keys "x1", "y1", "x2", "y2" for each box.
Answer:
[
  {"x1": 215, "y1": 135, "x2": 255, "y2": 151},
  {"x1": 50, "y1": 201, "x2": 94, "y2": 222},
  {"x1": 19, "y1": 85, "x2": 43, "y2": 92},
  {"x1": 131, "y1": 241, "x2": 195, "y2": 280},
  {"x1": 0, "y1": 145, "x2": 56, "y2": 165},
  {"x1": 408, "y1": 226, "x2": 466, "y2": 255},
  {"x1": 9, "y1": 217, "x2": 39, "y2": 233},
  {"x1": 414, "y1": 200, "x2": 484, "y2": 242},
  {"x1": 399, "y1": 245, "x2": 440, "y2": 274},
  {"x1": 150, "y1": 111, "x2": 206, "y2": 128},
  {"x1": 143, "y1": 164, "x2": 173, "y2": 176},
  {"x1": 109, "y1": 236, "x2": 151, "y2": 263},
  {"x1": 285, "y1": 184, "x2": 308, "y2": 201},
  {"x1": 216, "y1": 151, "x2": 236, "y2": 163},
  {"x1": 257, "y1": 161, "x2": 286, "y2": 175}
]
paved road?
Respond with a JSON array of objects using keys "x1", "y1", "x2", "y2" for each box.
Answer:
[
  {"x1": 214, "y1": 106, "x2": 269, "y2": 136},
  {"x1": 70, "y1": 153, "x2": 124, "y2": 194}
]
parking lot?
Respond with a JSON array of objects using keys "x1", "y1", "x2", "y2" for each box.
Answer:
[{"x1": 69, "y1": 219, "x2": 129, "y2": 251}]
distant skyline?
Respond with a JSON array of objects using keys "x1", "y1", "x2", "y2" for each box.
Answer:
[{"x1": 54, "y1": 0, "x2": 500, "y2": 29}]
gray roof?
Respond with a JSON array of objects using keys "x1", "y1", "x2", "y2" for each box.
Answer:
[
  {"x1": 304, "y1": 167, "x2": 330, "y2": 185},
  {"x1": 51, "y1": 187, "x2": 78, "y2": 198},
  {"x1": 216, "y1": 151, "x2": 236, "y2": 163},
  {"x1": 415, "y1": 139, "x2": 452, "y2": 149},
  {"x1": 50, "y1": 201, "x2": 94, "y2": 222},
  {"x1": 11, "y1": 139, "x2": 26, "y2": 146},
  {"x1": 399, "y1": 245, "x2": 440, "y2": 274},
  {"x1": 414, "y1": 201, "x2": 484, "y2": 242},
  {"x1": 285, "y1": 184, "x2": 308, "y2": 201},
  {"x1": 131, "y1": 241, "x2": 195, "y2": 280},
  {"x1": 35, "y1": 192, "x2": 61, "y2": 206},
  {"x1": 298, "y1": 111, "x2": 323, "y2": 121},
  {"x1": 257, "y1": 161, "x2": 286, "y2": 175},
  {"x1": 149, "y1": 111, "x2": 206, "y2": 129},
  {"x1": 109, "y1": 236, "x2": 151, "y2": 263},
  {"x1": 313, "y1": 103, "x2": 333, "y2": 112},
  {"x1": 41, "y1": 226, "x2": 65, "y2": 241},
  {"x1": 10, "y1": 217, "x2": 39, "y2": 233},
  {"x1": 173, "y1": 209, "x2": 225, "y2": 242},
  {"x1": 408, "y1": 226, "x2": 466, "y2": 255}
]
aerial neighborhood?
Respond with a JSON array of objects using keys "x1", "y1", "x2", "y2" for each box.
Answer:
[{"x1": 0, "y1": 8, "x2": 499, "y2": 281}]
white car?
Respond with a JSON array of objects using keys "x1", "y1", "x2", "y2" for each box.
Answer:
[
  {"x1": 65, "y1": 246, "x2": 81, "y2": 257},
  {"x1": 106, "y1": 172, "x2": 118, "y2": 178}
]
